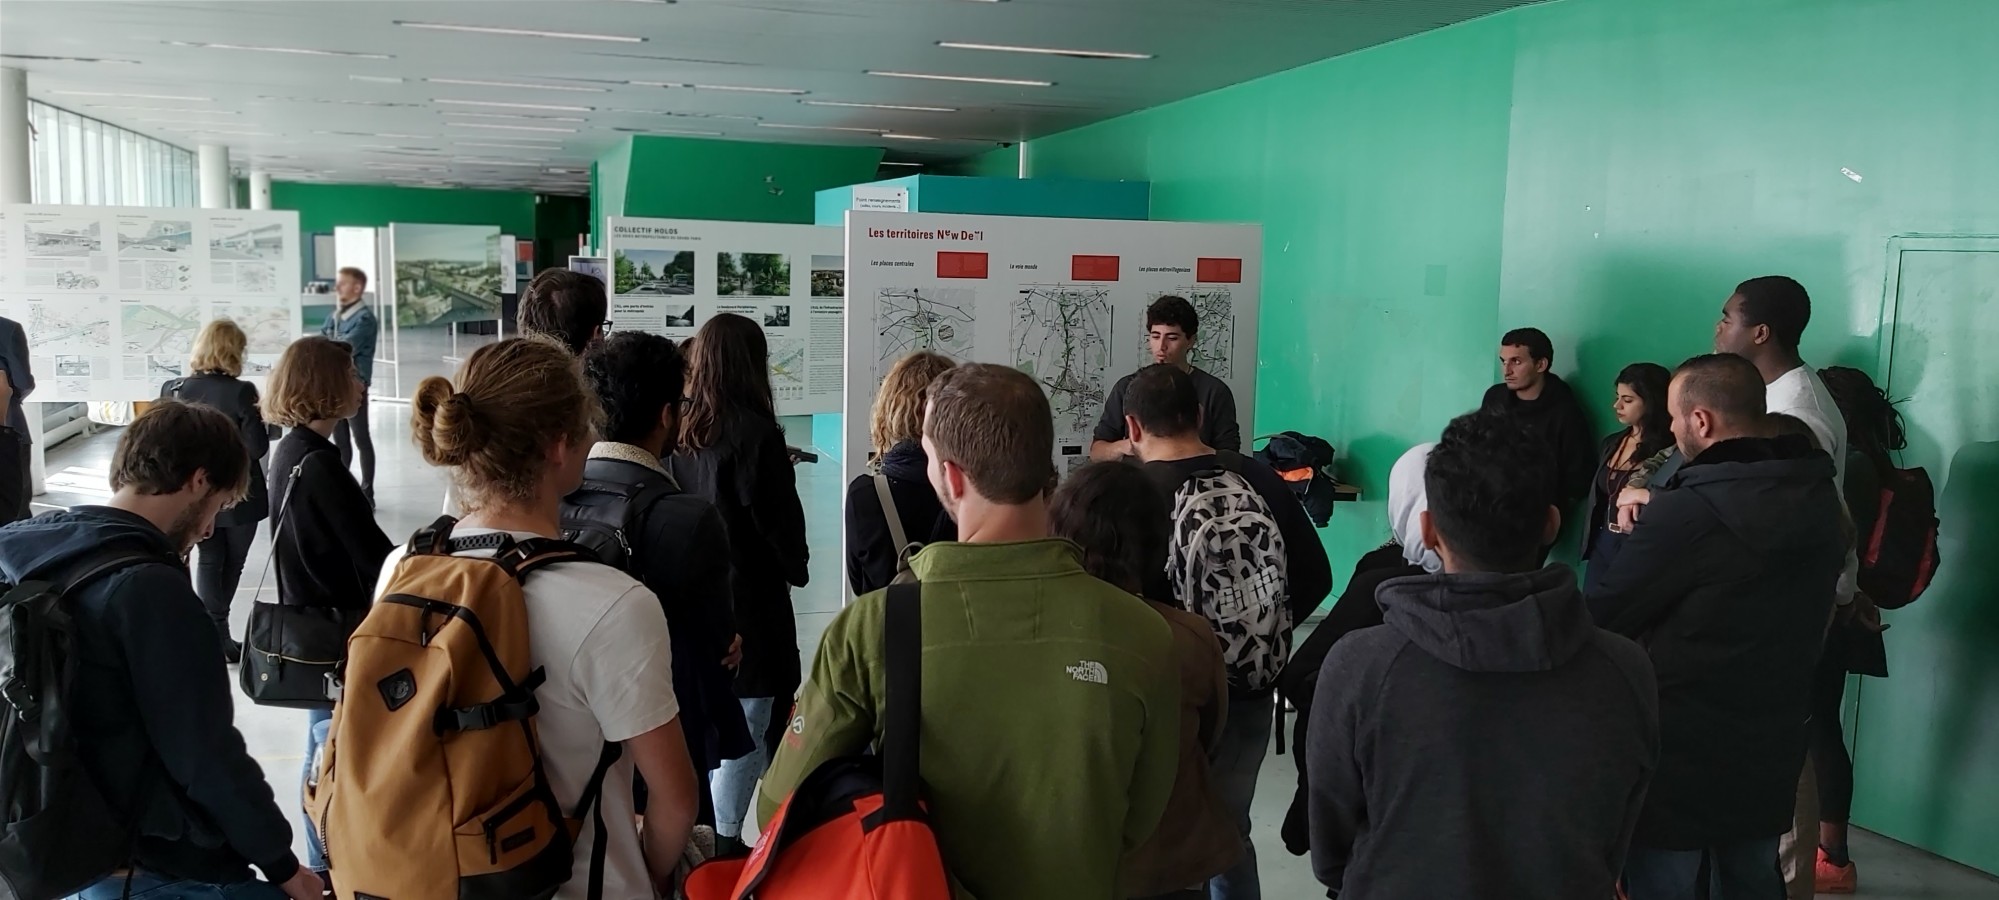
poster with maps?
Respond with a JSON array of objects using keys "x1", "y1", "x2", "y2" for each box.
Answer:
[
  {"x1": 843, "y1": 211, "x2": 1261, "y2": 481},
  {"x1": 604, "y1": 217, "x2": 842, "y2": 416},
  {"x1": 0, "y1": 204, "x2": 302, "y2": 401}
]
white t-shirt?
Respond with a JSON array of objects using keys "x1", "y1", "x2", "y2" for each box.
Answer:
[
  {"x1": 1766, "y1": 365, "x2": 1857, "y2": 603},
  {"x1": 375, "y1": 529, "x2": 679, "y2": 900}
]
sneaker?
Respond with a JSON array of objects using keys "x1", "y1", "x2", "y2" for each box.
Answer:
[{"x1": 1816, "y1": 847, "x2": 1857, "y2": 894}]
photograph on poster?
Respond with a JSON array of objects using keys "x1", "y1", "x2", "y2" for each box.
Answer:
[
  {"x1": 210, "y1": 222, "x2": 285, "y2": 261},
  {"x1": 26, "y1": 219, "x2": 102, "y2": 256},
  {"x1": 664, "y1": 304, "x2": 695, "y2": 328},
  {"x1": 718, "y1": 252, "x2": 790, "y2": 296},
  {"x1": 120, "y1": 303, "x2": 202, "y2": 356},
  {"x1": 569, "y1": 255, "x2": 610, "y2": 291},
  {"x1": 395, "y1": 224, "x2": 502, "y2": 326},
  {"x1": 810, "y1": 254, "x2": 844, "y2": 298},
  {"x1": 118, "y1": 219, "x2": 193, "y2": 258},
  {"x1": 615, "y1": 248, "x2": 694, "y2": 296},
  {"x1": 764, "y1": 305, "x2": 791, "y2": 328}
]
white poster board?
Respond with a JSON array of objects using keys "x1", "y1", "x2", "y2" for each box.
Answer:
[
  {"x1": 604, "y1": 216, "x2": 844, "y2": 416},
  {"x1": 0, "y1": 204, "x2": 302, "y2": 402},
  {"x1": 843, "y1": 211, "x2": 1262, "y2": 480}
]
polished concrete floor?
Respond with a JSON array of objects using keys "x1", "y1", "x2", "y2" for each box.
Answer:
[{"x1": 36, "y1": 411, "x2": 1999, "y2": 898}]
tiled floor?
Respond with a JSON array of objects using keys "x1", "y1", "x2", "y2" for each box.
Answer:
[{"x1": 36, "y1": 412, "x2": 1999, "y2": 898}]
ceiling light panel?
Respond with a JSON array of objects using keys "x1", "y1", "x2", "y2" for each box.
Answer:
[
  {"x1": 802, "y1": 100, "x2": 957, "y2": 113},
  {"x1": 758, "y1": 123, "x2": 883, "y2": 134},
  {"x1": 434, "y1": 98, "x2": 594, "y2": 113},
  {"x1": 454, "y1": 140, "x2": 566, "y2": 150},
  {"x1": 49, "y1": 90, "x2": 211, "y2": 101},
  {"x1": 936, "y1": 41, "x2": 1152, "y2": 59},
  {"x1": 427, "y1": 78, "x2": 608, "y2": 93},
  {"x1": 691, "y1": 84, "x2": 807, "y2": 95},
  {"x1": 85, "y1": 105, "x2": 237, "y2": 114},
  {"x1": 608, "y1": 127, "x2": 722, "y2": 136},
  {"x1": 349, "y1": 75, "x2": 405, "y2": 84},
  {"x1": 163, "y1": 40, "x2": 394, "y2": 59},
  {"x1": 445, "y1": 112, "x2": 590, "y2": 122},
  {"x1": 865, "y1": 71, "x2": 1053, "y2": 87},
  {"x1": 447, "y1": 122, "x2": 579, "y2": 133},
  {"x1": 1, "y1": 53, "x2": 140, "y2": 64},
  {"x1": 882, "y1": 134, "x2": 939, "y2": 141},
  {"x1": 394, "y1": 21, "x2": 645, "y2": 43}
]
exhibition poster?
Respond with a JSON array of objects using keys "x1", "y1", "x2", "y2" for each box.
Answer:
[
  {"x1": 604, "y1": 216, "x2": 843, "y2": 416},
  {"x1": 0, "y1": 204, "x2": 302, "y2": 402},
  {"x1": 386, "y1": 223, "x2": 503, "y2": 328},
  {"x1": 843, "y1": 210, "x2": 1262, "y2": 481}
]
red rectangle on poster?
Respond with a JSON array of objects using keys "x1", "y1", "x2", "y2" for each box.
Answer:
[
  {"x1": 1071, "y1": 255, "x2": 1120, "y2": 281},
  {"x1": 1197, "y1": 257, "x2": 1244, "y2": 283},
  {"x1": 937, "y1": 251, "x2": 989, "y2": 279}
]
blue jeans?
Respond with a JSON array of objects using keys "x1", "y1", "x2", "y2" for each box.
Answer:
[
  {"x1": 709, "y1": 696, "x2": 776, "y2": 839},
  {"x1": 303, "y1": 707, "x2": 332, "y2": 871},
  {"x1": 1624, "y1": 837, "x2": 1784, "y2": 900},
  {"x1": 1208, "y1": 690, "x2": 1273, "y2": 900},
  {"x1": 74, "y1": 871, "x2": 287, "y2": 900}
]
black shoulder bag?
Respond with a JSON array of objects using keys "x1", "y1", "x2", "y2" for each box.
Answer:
[{"x1": 239, "y1": 452, "x2": 367, "y2": 709}]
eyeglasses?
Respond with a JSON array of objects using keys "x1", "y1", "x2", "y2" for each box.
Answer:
[{"x1": 601, "y1": 320, "x2": 615, "y2": 333}]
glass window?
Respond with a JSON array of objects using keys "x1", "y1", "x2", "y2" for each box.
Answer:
[{"x1": 25, "y1": 100, "x2": 199, "y2": 207}]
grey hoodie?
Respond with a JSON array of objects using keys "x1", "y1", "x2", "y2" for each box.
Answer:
[{"x1": 1307, "y1": 565, "x2": 1658, "y2": 898}]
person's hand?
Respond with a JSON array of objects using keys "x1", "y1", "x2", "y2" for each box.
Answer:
[
  {"x1": 1839, "y1": 591, "x2": 1889, "y2": 633},
  {"x1": 1614, "y1": 487, "x2": 1651, "y2": 532},
  {"x1": 721, "y1": 634, "x2": 743, "y2": 670},
  {"x1": 277, "y1": 866, "x2": 325, "y2": 900}
]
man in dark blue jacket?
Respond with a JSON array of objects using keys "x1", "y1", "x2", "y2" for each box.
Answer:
[
  {"x1": 0, "y1": 402, "x2": 321, "y2": 900},
  {"x1": 0, "y1": 314, "x2": 35, "y2": 523}
]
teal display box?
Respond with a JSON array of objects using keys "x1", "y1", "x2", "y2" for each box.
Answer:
[{"x1": 810, "y1": 175, "x2": 1151, "y2": 462}]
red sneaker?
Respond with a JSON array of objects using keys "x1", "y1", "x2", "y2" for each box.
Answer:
[{"x1": 1816, "y1": 847, "x2": 1857, "y2": 894}]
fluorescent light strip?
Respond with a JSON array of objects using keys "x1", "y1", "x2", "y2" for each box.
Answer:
[
  {"x1": 172, "y1": 129, "x2": 279, "y2": 137},
  {"x1": 879, "y1": 161, "x2": 926, "y2": 167},
  {"x1": 315, "y1": 131, "x2": 434, "y2": 139},
  {"x1": 49, "y1": 90, "x2": 211, "y2": 101},
  {"x1": 449, "y1": 158, "x2": 547, "y2": 167},
  {"x1": 435, "y1": 98, "x2": 593, "y2": 113},
  {"x1": 447, "y1": 122, "x2": 579, "y2": 133},
  {"x1": 882, "y1": 134, "x2": 939, "y2": 141},
  {"x1": 609, "y1": 127, "x2": 722, "y2": 136},
  {"x1": 936, "y1": 41, "x2": 1152, "y2": 60},
  {"x1": 802, "y1": 100, "x2": 957, "y2": 113},
  {"x1": 163, "y1": 40, "x2": 394, "y2": 59},
  {"x1": 1, "y1": 54, "x2": 141, "y2": 64},
  {"x1": 366, "y1": 162, "x2": 448, "y2": 171},
  {"x1": 757, "y1": 123, "x2": 882, "y2": 134},
  {"x1": 454, "y1": 140, "x2": 565, "y2": 150},
  {"x1": 428, "y1": 78, "x2": 608, "y2": 94},
  {"x1": 607, "y1": 108, "x2": 761, "y2": 122},
  {"x1": 691, "y1": 84, "x2": 807, "y2": 95},
  {"x1": 445, "y1": 112, "x2": 589, "y2": 123},
  {"x1": 394, "y1": 21, "x2": 644, "y2": 43},
  {"x1": 350, "y1": 75, "x2": 405, "y2": 84},
  {"x1": 865, "y1": 71, "x2": 1052, "y2": 87},
  {"x1": 86, "y1": 105, "x2": 237, "y2": 114}
]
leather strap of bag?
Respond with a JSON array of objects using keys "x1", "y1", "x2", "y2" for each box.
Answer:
[
  {"x1": 878, "y1": 582, "x2": 923, "y2": 820},
  {"x1": 874, "y1": 469, "x2": 910, "y2": 558}
]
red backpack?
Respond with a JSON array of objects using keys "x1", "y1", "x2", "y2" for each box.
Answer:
[
  {"x1": 1859, "y1": 466, "x2": 1941, "y2": 609},
  {"x1": 683, "y1": 583, "x2": 952, "y2": 900}
]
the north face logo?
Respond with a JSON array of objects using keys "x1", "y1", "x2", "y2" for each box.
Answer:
[{"x1": 1065, "y1": 660, "x2": 1108, "y2": 684}]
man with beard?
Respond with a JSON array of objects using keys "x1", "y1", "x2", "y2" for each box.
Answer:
[
  {"x1": 0, "y1": 401, "x2": 322, "y2": 899},
  {"x1": 1480, "y1": 327, "x2": 1595, "y2": 516}
]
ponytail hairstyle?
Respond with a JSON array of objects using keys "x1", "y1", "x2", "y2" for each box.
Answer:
[
  {"x1": 1819, "y1": 366, "x2": 1906, "y2": 473},
  {"x1": 411, "y1": 338, "x2": 600, "y2": 513},
  {"x1": 678, "y1": 313, "x2": 773, "y2": 453}
]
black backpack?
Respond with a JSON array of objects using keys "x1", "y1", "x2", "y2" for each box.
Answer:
[
  {"x1": 559, "y1": 465, "x2": 677, "y2": 575},
  {"x1": 0, "y1": 550, "x2": 169, "y2": 900}
]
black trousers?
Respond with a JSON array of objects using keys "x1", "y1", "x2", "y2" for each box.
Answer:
[
  {"x1": 333, "y1": 390, "x2": 374, "y2": 494},
  {"x1": 193, "y1": 523, "x2": 256, "y2": 641},
  {"x1": 1810, "y1": 647, "x2": 1854, "y2": 823}
]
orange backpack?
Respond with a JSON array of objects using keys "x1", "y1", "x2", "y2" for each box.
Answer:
[
  {"x1": 683, "y1": 583, "x2": 953, "y2": 900},
  {"x1": 305, "y1": 518, "x2": 619, "y2": 900}
]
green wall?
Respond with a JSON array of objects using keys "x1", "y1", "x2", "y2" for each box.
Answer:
[
  {"x1": 1020, "y1": 0, "x2": 1999, "y2": 872},
  {"x1": 595, "y1": 135, "x2": 882, "y2": 237},
  {"x1": 271, "y1": 182, "x2": 539, "y2": 237}
]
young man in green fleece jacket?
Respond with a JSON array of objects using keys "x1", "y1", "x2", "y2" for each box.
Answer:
[{"x1": 756, "y1": 363, "x2": 1182, "y2": 900}]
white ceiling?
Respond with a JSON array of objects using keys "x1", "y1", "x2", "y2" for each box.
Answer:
[{"x1": 0, "y1": 0, "x2": 1542, "y2": 195}]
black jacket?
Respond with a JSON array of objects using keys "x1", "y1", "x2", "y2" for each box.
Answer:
[
  {"x1": 1481, "y1": 373, "x2": 1596, "y2": 507},
  {"x1": 576, "y1": 454, "x2": 753, "y2": 772},
  {"x1": 670, "y1": 412, "x2": 810, "y2": 699},
  {"x1": 1142, "y1": 450, "x2": 1334, "y2": 629},
  {"x1": 844, "y1": 440, "x2": 954, "y2": 596},
  {"x1": 162, "y1": 373, "x2": 270, "y2": 529},
  {"x1": 1589, "y1": 435, "x2": 1846, "y2": 848},
  {"x1": 0, "y1": 507, "x2": 300, "y2": 883},
  {"x1": 268, "y1": 428, "x2": 391, "y2": 610},
  {"x1": 1308, "y1": 566, "x2": 1658, "y2": 898}
]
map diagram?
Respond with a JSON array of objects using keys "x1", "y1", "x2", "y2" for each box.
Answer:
[
  {"x1": 1013, "y1": 284, "x2": 1113, "y2": 440},
  {"x1": 875, "y1": 287, "x2": 975, "y2": 381},
  {"x1": 122, "y1": 259, "x2": 194, "y2": 292},
  {"x1": 121, "y1": 303, "x2": 202, "y2": 356},
  {"x1": 29, "y1": 300, "x2": 113, "y2": 355},
  {"x1": 213, "y1": 302, "x2": 294, "y2": 354},
  {"x1": 1136, "y1": 287, "x2": 1235, "y2": 379},
  {"x1": 768, "y1": 336, "x2": 807, "y2": 401}
]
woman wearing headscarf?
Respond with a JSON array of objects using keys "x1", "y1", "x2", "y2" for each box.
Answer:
[{"x1": 1278, "y1": 443, "x2": 1439, "y2": 856}]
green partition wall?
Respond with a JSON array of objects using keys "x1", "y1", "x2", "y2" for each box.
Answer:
[
  {"x1": 1012, "y1": 0, "x2": 1999, "y2": 873},
  {"x1": 592, "y1": 135, "x2": 883, "y2": 240}
]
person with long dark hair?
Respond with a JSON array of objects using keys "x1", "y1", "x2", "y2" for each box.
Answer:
[
  {"x1": 1810, "y1": 366, "x2": 1897, "y2": 893},
  {"x1": 1583, "y1": 362, "x2": 1673, "y2": 597},
  {"x1": 668, "y1": 313, "x2": 809, "y2": 855}
]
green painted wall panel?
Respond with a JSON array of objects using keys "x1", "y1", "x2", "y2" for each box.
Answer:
[
  {"x1": 271, "y1": 182, "x2": 538, "y2": 237},
  {"x1": 619, "y1": 135, "x2": 882, "y2": 227},
  {"x1": 1022, "y1": 0, "x2": 1999, "y2": 871}
]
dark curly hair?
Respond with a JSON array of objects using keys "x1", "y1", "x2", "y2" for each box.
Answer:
[
  {"x1": 1048, "y1": 461, "x2": 1170, "y2": 598},
  {"x1": 1425, "y1": 409, "x2": 1556, "y2": 572},
  {"x1": 1615, "y1": 362, "x2": 1675, "y2": 461},
  {"x1": 582, "y1": 331, "x2": 686, "y2": 447},
  {"x1": 1820, "y1": 366, "x2": 1906, "y2": 472}
]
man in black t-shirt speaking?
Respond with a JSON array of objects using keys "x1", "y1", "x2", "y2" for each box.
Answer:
[{"x1": 1092, "y1": 295, "x2": 1241, "y2": 459}]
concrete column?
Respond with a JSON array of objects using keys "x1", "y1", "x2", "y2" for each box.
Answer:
[
  {"x1": 0, "y1": 67, "x2": 30, "y2": 204},
  {"x1": 198, "y1": 143, "x2": 232, "y2": 209},
  {"x1": 249, "y1": 169, "x2": 272, "y2": 210}
]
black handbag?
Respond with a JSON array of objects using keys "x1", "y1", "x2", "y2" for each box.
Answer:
[{"x1": 239, "y1": 453, "x2": 362, "y2": 709}]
